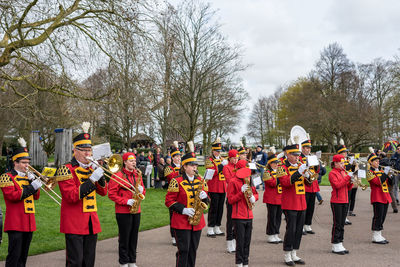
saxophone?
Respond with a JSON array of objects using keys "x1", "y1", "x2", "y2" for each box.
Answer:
[
  {"x1": 188, "y1": 170, "x2": 208, "y2": 226},
  {"x1": 129, "y1": 168, "x2": 146, "y2": 214},
  {"x1": 244, "y1": 177, "x2": 255, "y2": 210}
]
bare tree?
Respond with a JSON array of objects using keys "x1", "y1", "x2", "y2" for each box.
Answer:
[{"x1": 0, "y1": 0, "x2": 146, "y2": 102}]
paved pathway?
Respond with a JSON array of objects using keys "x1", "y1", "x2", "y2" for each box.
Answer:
[{"x1": 1, "y1": 187, "x2": 399, "y2": 266}]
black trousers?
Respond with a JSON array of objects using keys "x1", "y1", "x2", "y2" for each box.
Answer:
[
  {"x1": 266, "y1": 204, "x2": 282, "y2": 235},
  {"x1": 305, "y1": 192, "x2": 316, "y2": 225},
  {"x1": 348, "y1": 188, "x2": 357, "y2": 212},
  {"x1": 173, "y1": 229, "x2": 202, "y2": 267},
  {"x1": 283, "y1": 210, "x2": 305, "y2": 251},
  {"x1": 65, "y1": 233, "x2": 97, "y2": 267},
  {"x1": 233, "y1": 219, "x2": 252, "y2": 265},
  {"x1": 0, "y1": 206, "x2": 3, "y2": 243},
  {"x1": 170, "y1": 209, "x2": 175, "y2": 238},
  {"x1": 372, "y1": 202, "x2": 389, "y2": 231},
  {"x1": 6, "y1": 231, "x2": 33, "y2": 267},
  {"x1": 226, "y1": 201, "x2": 235, "y2": 240},
  {"x1": 208, "y1": 192, "x2": 225, "y2": 227},
  {"x1": 331, "y1": 203, "x2": 348, "y2": 244},
  {"x1": 116, "y1": 213, "x2": 141, "y2": 264}
]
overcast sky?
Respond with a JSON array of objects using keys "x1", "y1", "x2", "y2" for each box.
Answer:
[{"x1": 175, "y1": 0, "x2": 400, "y2": 143}]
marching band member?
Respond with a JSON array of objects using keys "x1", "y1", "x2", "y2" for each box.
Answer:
[
  {"x1": 263, "y1": 148, "x2": 283, "y2": 244},
  {"x1": 337, "y1": 139, "x2": 356, "y2": 225},
  {"x1": 299, "y1": 139, "x2": 320, "y2": 235},
  {"x1": 56, "y1": 122, "x2": 108, "y2": 267},
  {"x1": 164, "y1": 141, "x2": 182, "y2": 246},
  {"x1": 205, "y1": 137, "x2": 228, "y2": 237},
  {"x1": 0, "y1": 138, "x2": 42, "y2": 267},
  {"x1": 223, "y1": 149, "x2": 239, "y2": 253},
  {"x1": 238, "y1": 143, "x2": 248, "y2": 161},
  {"x1": 228, "y1": 160, "x2": 258, "y2": 267},
  {"x1": 366, "y1": 152, "x2": 392, "y2": 244},
  {"x1": 108, "y1": 152, "x2": 146, "y2": 267},
  {"x1": 276, "y1": 144, "x2": 307, "y2": 266},
  {"x1": 165, "y1": 142, "x2": 209, "y2": 267},
  {"x1": 329, "y1": 154, "x2": 352, "y2": 255}
]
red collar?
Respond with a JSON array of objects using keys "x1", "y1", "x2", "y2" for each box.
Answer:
[{"x1": 123, "y1": 168, "x2": 135, "y2": 176}]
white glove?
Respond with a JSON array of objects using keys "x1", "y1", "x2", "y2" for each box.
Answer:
[
  {"x1": 199, "y1": 190, "x2": 208, "y2": 200},
  {"x1": 138, "y1": 185, "x2": 144, "y2": 194},
  {"x1": 384, "y1": 166, "x2": 391, "y2": 175},
  {"x1": 241, "y1": 184, "x2": 249, "y2": 192},
  {"x1": 348, "y1": 172, "x2": 353, "y2": 177},
  {"x1": 222, "y1": 159, "x2": 228, "y2": 166},
  {"x1": 127, "y1": 199, "x2": 135, "y2": 206},
  {"x1": 249, "y1": 195, "x2": 256, "y2": 203},
  {"x1": 31, "y1": 179, "x2": 43, "y2": 190},
  {"x1": 182, "y1": 208, "x2": 195, "y2": 217},
  {"x1": 298, "y1": 164, "x2": 307, "y2": 174},
  {"x1": 303, "y1": 172, "x2": 310, "y2": 178},
  {"x1": 90, "y1": 168, "x2": 104, "y2": 182},
  {"x1": 27, "y1": 172, "x2": 35, "y2": 181},
  {"x1": 89, "y1": 161, "x2": 99, "y2": 170},
  {"x1": 349, "y1": 157, "x2": 355, "y2": 165}
]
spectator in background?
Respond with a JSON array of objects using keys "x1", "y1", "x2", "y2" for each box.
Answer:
[
  {"x1": 156, "y1": 157, "x2": 166, "y2": 189},
  {"x1": 316, "y1": 163, "x2": 327, "y2": 205},
  {"x1": 139, "y1": 151, "x2": 147, "y2": 163},
  {"x1": 246, "y1": 148, "x2": 252, "y2": 162},
  {"x1": 391, "y1": 146, "x2": 400, "y2": 207},
  {"x1": 153, "y1": 147, "x2": 163, "y2": 182},
  {"x1": 254, "y1": 146, "x2": 267, "y2": 188},
  {"x1": 166, "y1": 157, "x2": 172, "y2": 166}
]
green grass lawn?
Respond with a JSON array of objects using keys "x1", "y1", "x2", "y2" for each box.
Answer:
[{"x1": 0, "y1": 188, "x2": 169, "y2": 260}]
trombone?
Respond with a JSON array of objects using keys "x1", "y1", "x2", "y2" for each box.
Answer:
[
  {"x1": 26, "y1": 165, "x2": 62, "y2": 206},
  {"x1": 86, "y1": 155, "x2": 143, "y2": 203}
]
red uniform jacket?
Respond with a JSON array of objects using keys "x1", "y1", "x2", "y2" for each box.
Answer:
[
  {"x1": 367, "y1": 168, "x2": 392, "y2": 204},
  {"x1": 57, "y1": 158, "x2": 108, "y2": 235},
  {"x1": 277, "y1": 161, "x2": 307, "y2": 211},
  {"x1": 108, "y1": 168, "x2": 146, "y2": 214},
  {"x1": 299, "y1": 154, "x2": 320, "y2": 193},
  {"x1": 223, "y1": 163, "x2": 236, "y2": 185},
  {"x1": 206, "y1": 156, "x2": 226, "y2": 193},
  {"x1": 227, "y1": 175, "x2": 258, "y2": 219},
  {"x1": 164, "y1": 163, "x2": 180, "y2": 183},
  {"x1": 329, "y1": 168, "x2": 353, "y2": 203},
  {"x1": 263, "y1": 169, "x2": 282, "y2": 205},
  {"x1": 165, "y1": 174, "x2": 208, "y2": 231},
  {"x1": 0, "y1": 170, "x2": 40, "y2": 232}
]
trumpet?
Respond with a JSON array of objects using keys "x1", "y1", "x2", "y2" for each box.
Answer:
[
  {"x1": 378, "y1": 165, "x2": 400, "y2": 176},
  {"x1": 86, "y1": 155, "x2": 144, "y2": 212},
  {"x1": 26, "y1": 165, "x2": 62, "y2": 206}
]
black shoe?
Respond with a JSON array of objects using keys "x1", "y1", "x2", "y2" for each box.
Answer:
[
  {"x1": 285, "y1": 261, "x2": 295, "y2": 266},
  {"x1": 344, "y1": 220, "x2": 352, "y2": 225},
  {"x1": 372, "y1": 240, "x2": 389, "y2": 244},
  {"x1": 215, "y1": 232, "x2": 225, "y2": 236},
  {"x1": 332, "y1": 250, "x2": 346, "y2": 255},
  {"x1": 348, "y1": 212, "x2": 356, "y2": 216},
  {"x1": 294, "y1": 259, "x2": 306, "y2": 265},
  {"x1": 318, "y1": 199, "x2": 324, "y2": 205},
  {"x1": 302, "y1": 230, "x2": 307, "y2": 235},
  {"x1": 207, "y1": 233, "x2": 216, "y2": 238},
  {"x1": 306, "y1": 230, "x2": 315, "y2": 234},
  {"x1": 344, "y1": 250, "x2": 349, "y2": 254},
  {"x1": 394, "y1": 209, "x2": 398, "y2": 213}
]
